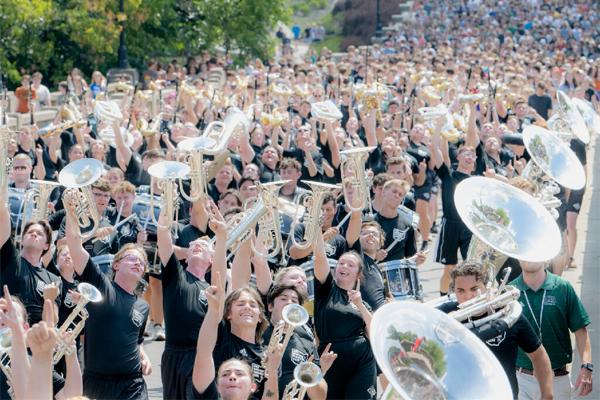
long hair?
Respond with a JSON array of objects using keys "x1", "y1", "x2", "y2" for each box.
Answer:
[{"x1": 224, "y1": 287, "x2": 269, "y2": 344}]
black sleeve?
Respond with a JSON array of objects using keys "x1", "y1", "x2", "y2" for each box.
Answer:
[
  {"x1": 0, "y1": 239, "x2": 20, "y2": 277},
  {"x1": 570, "y1": 139, "x2": 587, "y2": 166},
  {"x1": 162, "y1": 253, "x2": 181, "y2": 286},
  {"x1": 404, "y1": 228, "x2": 417, "y2": 258},
  {"x1": 435, "y1": 163, "x2": 450, "y2": 181},
  {"x1": 77, "y1": 257, "x2": 112, "y2": 298},
  {"x1": 516, "y1": 314, "x2": 542, "y2": 354},
  {"x1": 125, "y1": 153, "x2": 143, "y2": 183},
  {"x1": 314, "y1": 270, "x2": 334, "y2": 299},
  {"x1": 501, "y1": 133, "x2": 524, "y2": 146},
  {"x1": 191, "y1": 380, "x2": 219, "y2": 400}
]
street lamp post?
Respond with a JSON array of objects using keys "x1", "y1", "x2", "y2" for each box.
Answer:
[
  {"x1": 375, "y1": 0, "x2": 383, "y2": 38},
  {"x1": 117, "y1": 0, "x2": 129, "y2": 68}
]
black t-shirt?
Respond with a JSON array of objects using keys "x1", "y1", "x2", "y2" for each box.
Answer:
[
  {"x1": 254, "y1": 157, "x2": 281, "y2": 183},
  {"x1": 435, "y1": 163, "x2": 470, "y2": 222},
  {"x1": 0, "y1": 240, "x2": 62, "y2": 326},
  {"x1": 176, "y1": 224, "x2": 215, "y2": 248},
  {"x1": 406, "y1": 141, "x2": 431, "y2": 188},
  {"x1": 373, "y1": 213, "x2": 416, "y2": 262},
  {"x1": 350, "y1": 241, "x2": 387, "y2": 311},
  {"x1": 262, "y1": 324, "x2": 319, "y2": 398},
  {"x1": 289, "y1": 224, "x2": 347, "y2": 266},
  {"x1": 191, "y1": 380, "x2": 220, "y2": 400},
  {"x1": 314, "y1": 273, "x2": 370, "y2": 343},
  {"x1": 282, "y1": 148, "x2": 323, "y2": 187},
  {"x1": 474, "y1": 142, "x2": 514, "y2": 177},
  {"x1": 319, "y1": 139, "x2": 341, "y2": 184},
  {"x1": 79, "y1": 257, "x2": 149, "y2": 377},
  {"x1": 124, "y1": 153, "x2": 148, "y2": 187},
  {"x1": 528, "y1": 94, "x2": 552, "y2": 120},
  {"x1": 213, "y1": 322, "x2": 266, "y2": 400},
  {"x1": 570, "y1": 138, "x2": 587, "y2": 166},
  {"x1": 162, "y1": 254, "x2": 210, "y2": 348},
  {"x1": 438, "y1": 302, "x2": 540, "y2": 398}
]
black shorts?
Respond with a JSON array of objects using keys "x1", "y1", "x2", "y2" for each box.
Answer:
[
  {"x1": 83, "y1": 371, "x2": 148, "y2": 400},
  {"x1": 161, "y1": 345, "x2": 196, "y2": 400},
  {"x1": 566, "y1": 188, "x2": 585, "y2": 214},
  {"x1": 435, "y1": 218, "x2": 472, "y2": 265},
  {"x1": 414, "y1": 184, "x2": 432, "y2": 202},
  {"x1": 555, "y1": 202, "x2": 568, "y2": 233}
]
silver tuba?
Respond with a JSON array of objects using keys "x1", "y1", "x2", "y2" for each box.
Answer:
[
  {"x1": 177, "y1": 136, "x2": 217, "y2": 202},
  {"x1": 370, "y1": 302, "x2": 513, "y2": 400},
  {"x1": 547, "y1": 90, "x2": 590, "y2": 144},
  {"x1": 340, "y1": 147, "x2": 375, "y2": 212},
  {"x1": 147, "y1": 161, "x2": 190, "y2": 238},
  {"x1": 262, "y1": 304, "x2": 309, "y2": 373},
  {"x1": 59, "y1": 158, "x2": 104, "y2": 242},
  {"x1": 454, "y1": 176, "x2": 562, "y2": 284},
  {"x1": 53, "y1": 283, "x2": 102, "y2": 365},
  {"x1": 290, "y1": 181, "x2": 341, "y2": 250},
  {"x1": 311, "y1": 100, "x2": 343, "y2": 122},
  {"x1": 282, "y1": 361, "x2": 323, "y2": 400}
]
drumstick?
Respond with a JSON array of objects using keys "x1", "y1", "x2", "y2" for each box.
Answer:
[
  {"x1": 407, "y1": 249, "x2": 430, "y2": 262},
  {"x1": 334, "y1": 212, "x2": 351, "y2": 230},
  {"x1": 91, "y1": 213, "x2": 136, "y2": 243}
]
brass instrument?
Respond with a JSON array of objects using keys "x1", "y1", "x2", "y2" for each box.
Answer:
[
  {"x1": 260, "y1": 111, "x2": 287, "y2": 128},
  {"x1": 93, "y1": 100, "x2": 123, "y2": 124},
  {"x1": 0, "y1": 127, "x2": 12, "y2": 190},
  {"x1": 37, "y1": 120, "x2": 85, "y2": 139},
  {"x1": 16, "y1": 180, "x2": 61, "y2": 241},
  {"x1": 458, "y1": 93, "x2": 484, "y2": 105},
  {"x1": 107, "y1": 81, "x2": 134, "y2": 93},
  {"x1": 0, "y1": 328, "x2": 14, "y2": 399},
  {"x1": 201, "y1": 107, "x2": 251, "y2": 156},
  {"x1": 454, "y1": 177, "x2": 562, "y2": 284},
  {"x1": 271, "y1": 81, "x2": 294, "y2": 98},
  {"x1": 263, "y1": 304, "x2": 309, "y2": 372},
  {"x1": 137, "y1": 114, "x2": 161, "y2": 138},
  {"x1": 340, "y1": 147, "x2": 375, "y2": 212},
  {"x1": 354, "y1": 83, "x2": 389, "y2": 116},
  {"x1": 421, "y1": 85, "x2": 442, "y2": 102},
  {"x1": 59, "y1": 158, "x2": 104, "y2": 242},
  {"x1": 290, "y1": 181, "x2": 341, "y2": 250},
  {"x1": 547, "y1": 90, "x2": 590, "y2": 144},
  {"x1": 147, "y1": 161, "x2": 190, "y2": 237},
  {"x1": 98, "y1": 124, "x2": 135, "y2": 148},
  {"x1": 370, "y1": 302, "x2": 513, "y2": 400},
  {"x1": 418, "y1": 106, "x2": 463, "y2": 143},
  {"x1": 52, "y1": 282, "x2": 102, "y2": 365},
  {"x1": 282, "y1": 362, "x2": 323, "y2": 400},
  {"x1": 572, "y1": 97, "x2": 600, "y2": 135},
  {"x1": 176, "y1": 136, "x2": 216, "y2": 202},
  {"x1": 311, "y1": 100, "x2": 343, "y2": 122},
  {"x1": 252, "y1": 181, "x2": 289, "y2": 261}
]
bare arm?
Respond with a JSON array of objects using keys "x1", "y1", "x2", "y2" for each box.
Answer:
[
  {"x1": 56, "y1": 349, "x2": 83, "y2": 400},
  {"x1": 527, "y1": 345, "x2": 553, "y2": 400},
  {"x1": 313, "y1": 229, "x2": 329, "y2": 284},
  {"x1": 574, "y1": 326, "x2": 593, "y2": 397},
  {"x1": 251, "y1": 238, "x2": 273, "y2": 295},
  {"x1": 157, "y1": 207, "x2": 174, "y2": 265},
  {"x1": 364, "y1": 109, "x2": 378, "y2": 147},
  {"x1": 65, "y1": 209, "x2": 90, "y2": 275},
  {"x1": 466, "y1": 103, "x2": 480, "y2": 148},
  {"x1": 113, "y1": 120, "x2": 132, "y2": 171},
  {"x1": 231, "y1": 239, "x2": 253, "y2": 292},
  {"x1": 324, "y1": 121, "x2": 341, "y2": 168},
  {"x1": 0, "y1": 186, "x2": 10, "y2": 246},
  {"x1": 34, "y1": 146, "x2": 46, "y2": 180},
  {"x1": 345, "y1": 210, "x2": 362, "y2": 247}
]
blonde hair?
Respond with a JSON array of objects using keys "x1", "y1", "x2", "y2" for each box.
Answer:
[{"x1": 224, "y1": 287, "x2": 269, "y2": 344}]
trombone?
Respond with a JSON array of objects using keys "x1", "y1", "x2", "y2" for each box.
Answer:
[
  {"x1": 59, "y1": 158, "x2": 104, "y2": 242},
  {"x1": 262, "y1": 304, "x2": 309, "y2": 372},
  {"x1": 147, "y1": 160, "x2": 190, "y2": 239},
  {"x1": 52, "y1": 283, "x2": 102, "y2": 365},
  {"x1": 282, "y1": 362, "x2": 323, "y2": 400}
]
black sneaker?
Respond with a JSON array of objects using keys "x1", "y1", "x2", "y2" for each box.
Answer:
[
  {"x1": 430, "y1": 223, "x2": 438, "y2": 234},
  {"x1": 420, "y1": 241, "x2": 429, "y2": 252}
]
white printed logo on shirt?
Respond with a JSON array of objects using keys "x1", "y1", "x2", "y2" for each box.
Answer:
[
  {"x1": 486, "y1": 332, "x2": 506, "y2": 347},
  {"x1": 64, "y1": 292, "x2": 75, "y2": 308},
  {"x1": 251, "y1": 363, "x2": 266, "y2": 383},
  {"x1": 131, "y1": 309, "x2": 144, "y2": 328},
  {"x1": 35, "y1": 280, "x2": 47, "y2": 297},
  {"x1": 290, "y1": 348, "x2": 308, "y2": 365}
]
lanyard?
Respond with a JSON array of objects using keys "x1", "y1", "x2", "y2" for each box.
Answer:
[{"x1": 523, "y1": 289, "x2": 546, "y2": 341}]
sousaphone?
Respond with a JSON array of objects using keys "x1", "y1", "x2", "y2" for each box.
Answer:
[
  {"x1": 547, "y1": 90, "x2": 590, "y2": 144},
  {"x1": 454, "y1": 176, "x2": 562, "y2": 283},
  {"x1": 371, "y1": 302, "x2": 513, "y2": 400}
]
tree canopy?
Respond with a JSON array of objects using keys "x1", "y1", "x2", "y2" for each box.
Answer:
[{"x1": 0, "y1": 0, "x2": 289, "y2": 87}]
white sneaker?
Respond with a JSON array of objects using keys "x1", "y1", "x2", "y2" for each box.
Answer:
[
  {"x1": 154, "y1": 324, "x2": 166, "y2": 341},
  {"x1": 144, "y1": 321, "x2": 154, "y2": 337}
]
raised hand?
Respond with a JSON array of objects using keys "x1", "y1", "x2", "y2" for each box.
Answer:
[
  {"x1": 319, "y1": 343, "x2": 338, "y2": 375},
  {"x1": 0, "y1": 286, "x2": 22, "y2": 331}
]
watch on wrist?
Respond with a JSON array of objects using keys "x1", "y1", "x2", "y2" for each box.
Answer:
[{"x1": 581, "y1": 363, "x2": 594, "y2": 372}]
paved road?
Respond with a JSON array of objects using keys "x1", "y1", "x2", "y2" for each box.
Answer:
[{"x1": 142, "y1": 134, "x2": 600, "y2": 399}]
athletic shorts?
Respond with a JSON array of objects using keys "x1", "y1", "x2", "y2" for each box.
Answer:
[
  {"x1": 83, "y1": 371, "x2": 148, "y2": 400},
  {"x1": 414, "y1": 183, "x2": 432, "y2": 202},
  {"x1": 161, "y1": 345, "x2": 196, "y2": 400},
  {"x1": 566, "y1": 188, "x2": 585, "y2": 214},
  {"x1": 435, "y1": 218, "x2": 472, "y2": 265}
]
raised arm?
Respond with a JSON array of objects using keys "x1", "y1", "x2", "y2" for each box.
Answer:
[
  {"x1": 345, "y1": 210, "x2": 362, "y2": 247},
  {"x1": 113, "y1": 119, "x2": 132, "y2": 171},
  {"x1": 313, "y1": 228, "x2": 330, "y2": 284},
  {"x1": 192, "y1": 272, "x2": 224, "y2": 394},
  {"x1": 231, "y1": 239, "x2": 253, "y2": 292},
  {"x1": 0, "y1": 184, "x2": 10, "y2": 247},
  {"x1": 156, "y1": 206, "x2": 174, "y2": 268},
  {"x1": 64, "y1": 207, "x2": 90, "y2": 275},
  {"x1": 465, "y1": 102, "x2": 480, "y2": 148}
]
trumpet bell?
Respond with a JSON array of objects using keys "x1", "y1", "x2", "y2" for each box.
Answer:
[
  {"x1": 177, "y1": 136, "x2": 217, "y2": 152},
  {"x1": 556, "y1": 91, "x2": 590, "y2": 144},
  {"x1": 311, "y1": 100, "x2": 343, "y2": 122},
  {"x1": 77, "y1": 282, "x2": 103, "y2": 303},
  {"x1": 571, "y1": 97, "x2": 600, "y2": 135},
  {"x1": 370, "y1": 302, "x2": 513, "y2": 400},
  {"x1": 94, "y1": 100, "x2": 123, "y2": 123},
  {"x1": 99, "y1": 125, "x2": 135, "y2": 148},
  {"x1": 523, "y1": 125, "x2": 586, "y2": 190},
  {"x1": 59, "y1": 159, "x2": 104, "y2": 188},
  {"x1": 454, "y1": 176, "x2": 561, "y2": 262},
  {"x1": 148, "y1": 161, "x2": 190, "y2": 180},
  {"x1": 293, "y1": 362, "x2": 323, "y2": 388},
  {"x1": 282, "y1": 303, "x2": 309, "y2": 327}
]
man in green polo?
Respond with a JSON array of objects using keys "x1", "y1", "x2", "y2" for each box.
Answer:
[{"x1": 512, "y1": 261, "x2": 593, "y2": 399}]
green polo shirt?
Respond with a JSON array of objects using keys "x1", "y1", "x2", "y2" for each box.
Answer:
[{"x1": 511, "y1": 272, "x2": 590, "y2": 370}]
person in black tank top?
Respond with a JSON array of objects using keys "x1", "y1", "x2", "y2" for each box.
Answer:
[
  {"x1": 312, "y1": 228, "x2": 377, "y2": 399},
  {"x1": 157, "y1": 199, "x2": 229, "y2": 399}
]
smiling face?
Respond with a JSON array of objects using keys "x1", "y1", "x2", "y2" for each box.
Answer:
[
  {"x1": 226, "y1": 291, "x2": 261, "y2": 328},
  {"x1": 359, "y1": 225, "x2": 383, "y2": 254},
  {"x1": 260, "y1": 146, "x2": 279, "y2": 168},
  {"x1": 186, "y1": 238, "x2": 213, "y2": 268},
  {"x1": 456, "y1": 147, "x2": 476, "y2": 172},
  {"x1": 279, "y1": 269, "x2": 308, "y2": 294},
  {"x1": 113, "y1": 248, "x2": 147, "y2": 282},
  {"x1": 334, "y1": 253, "x2": 362, "y2": 290},
  {"x1": 217, "y1": 359, "x2": 256, "y2": 400}
]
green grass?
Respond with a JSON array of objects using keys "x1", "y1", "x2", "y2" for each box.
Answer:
[{"x1": 311, "y1": 35, "x2": 343, "y2": 53}]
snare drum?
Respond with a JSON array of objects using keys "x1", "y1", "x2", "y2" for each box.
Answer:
[
  {"x1": 378, "y1": 259, "x2": 423, "y2": 300},
  {"x1": 91, "y1": 254, "x2": 115, "y2": 275},
  {"x1": 132, "y1": 193, "x2": 161, "y2": 234}
]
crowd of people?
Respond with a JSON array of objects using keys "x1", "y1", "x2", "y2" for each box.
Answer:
[{"x1": 0, "y1": 0, "x2": 599, "y2": 399}]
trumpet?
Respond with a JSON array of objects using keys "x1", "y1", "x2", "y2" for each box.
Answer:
[
  {"x1": 137, "y1": 115, "x2": 161, "y2": 138},
  {"x1": 37, "y1": 119, "x2": 86, "y2": 139},
  {"x1": 260, "y1": 111, "x2": 287, "y2": 128},
  {"x1": 0, "y1": 328, "x2": 14, "y2": 399},
  {"x1": 340, "y1": 147, "x2": 375, "y2": 212},
  {"x1": 262, "y1": 304, "x2": 309, "y2": 372},
  {"x1": 59, "y1": 159, "x2": 104, "y2": 242},
  {"x1": 147, "y1": 161, "x2": 190, "y2": 238},
  {"x1": 311, "y1": 100, "x2": 343, "y2": 122},
  {"x1": 290, "y1": 181, "x2": 341, "y2": 250},
  {"x1": 177, "y1": 136, "x2": 216, "y2": 202},
  {"x1": 282, "y1": 362, "x2": 323, "y2": 400},
  {"x1": 52, "y1": 283, "x2": 102, "y2": 365}
]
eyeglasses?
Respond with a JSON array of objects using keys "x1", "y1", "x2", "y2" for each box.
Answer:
[{"x1": 118, "y1": 254, "x2": 146, "y2": 266}]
